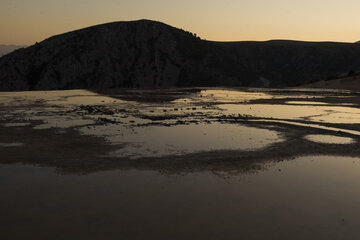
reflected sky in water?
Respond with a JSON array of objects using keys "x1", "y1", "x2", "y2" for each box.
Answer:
[
  {"x1": 1, "y1": 155, "x2": 360, "y2": 239},
  {"x1": 305, "y1": 134, "x2": 355, "y2": 144},
  {"x1": 220, "y1": 104, "x2": 360, "y2": 124},
  {"x1": 100, "y1": 122, "x2": 282, "y2": 158},
  {"x1": 0, "y1": 88, "x2": 359, "y2": 160},
  {"x1": 1, "y1": 88, "x2": 360, "y2": 239}
]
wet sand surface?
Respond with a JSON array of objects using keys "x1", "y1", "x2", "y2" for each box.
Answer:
[{"x1": 1, "y1": 88, "x2": 360, "y2": 239}]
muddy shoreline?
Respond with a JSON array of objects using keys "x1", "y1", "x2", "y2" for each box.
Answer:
[{"x1": 1, "y1": 87, "x2": 360, "y2": 174}]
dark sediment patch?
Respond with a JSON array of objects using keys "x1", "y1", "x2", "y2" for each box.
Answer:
[{"x1": 92, "y1": 88, "x2": 201, "y2": 103}]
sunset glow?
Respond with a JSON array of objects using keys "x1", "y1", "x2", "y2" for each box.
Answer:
[{"x1": 1, "y1": 0, "x2": 360, "y2": 45}]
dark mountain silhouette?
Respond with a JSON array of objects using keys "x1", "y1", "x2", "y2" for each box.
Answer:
[
  {"x1": 301, "y1": 70, "x2": 360, "y2": 91},
  {"x1": 1, "y1": 19, "x2": 360, "y2": 91}
]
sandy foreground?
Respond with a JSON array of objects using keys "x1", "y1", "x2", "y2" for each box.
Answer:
[{"x1": 1, "y1": 87, "x2": 360, "y2": 239}]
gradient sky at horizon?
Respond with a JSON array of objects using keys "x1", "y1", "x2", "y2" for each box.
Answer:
[{"x1": 1, "y1": 0, "x2": 360, "y2": 45}]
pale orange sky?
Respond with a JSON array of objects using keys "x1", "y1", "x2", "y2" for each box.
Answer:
[{"x1": 1, "y1": 0, "x2": 360, "y2": 45}]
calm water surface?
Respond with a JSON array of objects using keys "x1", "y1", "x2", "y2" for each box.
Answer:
[{"x1": 1, "y1": 155, "x2": 360, "y2": 240}]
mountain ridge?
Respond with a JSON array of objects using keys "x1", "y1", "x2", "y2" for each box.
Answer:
[{"x1": 1, "y1": 19, "x2": 360, "y2": 91}]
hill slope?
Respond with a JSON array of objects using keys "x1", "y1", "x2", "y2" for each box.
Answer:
[
  {"x1": 301, "y1": 72, "x2": 360, "y2": 91},
  {"x1": 1, "y1": 20, "x2": 360, "y2": 91}
]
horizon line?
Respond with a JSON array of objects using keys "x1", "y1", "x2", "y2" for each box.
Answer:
[{"x1": 1, "y1": 19, "x2": 359, "y2": 46}]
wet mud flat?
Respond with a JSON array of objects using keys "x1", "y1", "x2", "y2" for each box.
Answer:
[
  {"x1": 1, "y1": 88, "x2": 360, "y2": 239},
  {"x1": 1, "y1": 87, "x2": 360, "y2": 172}
]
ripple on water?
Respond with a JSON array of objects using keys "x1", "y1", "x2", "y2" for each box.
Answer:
[
  {"x1": 305, "y1": 134, "x2": 355, "y2": 144},
  {"x1": 286, "y1": 101, "x2": 329, "y2": 105},
  {"x1": 2, "y1": 123, "x2": 31, "y2": 127},
  {"x1": 219, "y1": 104, "x2": 360, "y2": 124},
  {"x1": 0, "y1": 143, "x2": 24, "y2": 147}
]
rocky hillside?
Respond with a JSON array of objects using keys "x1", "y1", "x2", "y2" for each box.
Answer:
[
  {"x1": 1, "y1": 20, "x2": 360, "y2": 91},
  {"x1": 301, "y1": 71, "x2": 360, "y2": 91}
]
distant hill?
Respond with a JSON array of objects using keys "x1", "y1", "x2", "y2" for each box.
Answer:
[
  {"x1": 1, "y1": 20, "x2": 360, "y2": 91},
  {"x1": 0, "y1": 45, "x2": 26, "y2": 57},
  {"x1": 301, "y1": 71, "x2": 360, "y2": 91}
]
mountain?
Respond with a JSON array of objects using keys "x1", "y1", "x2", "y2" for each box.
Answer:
[
  {"x1": 301, "y1": 71, "x2": 360, "y2": 91},
  {"x1": 0, "y1": 45, "x2": 26, "y2": 57},
  {"x1": 1, "y1": 19, "x2": 360, "y2": 91}
]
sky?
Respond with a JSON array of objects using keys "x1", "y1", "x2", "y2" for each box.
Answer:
[{"x1": 1, "y1": 0, "x2": 360, "y2": 45}]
